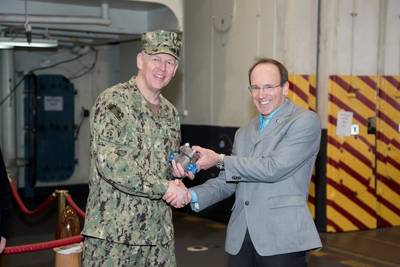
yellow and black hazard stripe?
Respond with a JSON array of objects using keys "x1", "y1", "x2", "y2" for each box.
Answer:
[
  {"x1": 288, "y1": 74, "x2": 317, "y2": 217},
  {"x1": 327, "y1": 75, "x2": 377, "y2": 232},
  {"x1": 376, "y1": 75, "x2": 400, "y2": 227},
  {"x1": 326, "y1": 75, "x2": 399, "y2": 232},
  {"x1": 284, "y1": 74, "x2": 398, "y2": 232}
]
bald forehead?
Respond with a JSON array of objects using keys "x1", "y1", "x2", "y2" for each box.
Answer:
[{"x1": 250, "y1": 63, "x2": 281, "y2": 83}]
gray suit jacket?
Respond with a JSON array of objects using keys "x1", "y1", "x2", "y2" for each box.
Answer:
[{"x1": 191, "y1": 99, "x2": 322, "y2": 256}]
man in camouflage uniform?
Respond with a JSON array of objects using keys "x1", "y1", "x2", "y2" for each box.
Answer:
[{"x1": 82, "y1": 30, "x2": 188, "y2": 267}]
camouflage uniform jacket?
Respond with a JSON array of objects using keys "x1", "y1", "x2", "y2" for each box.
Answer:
[{"x1": 82, "y1": 76, "x2": 181, "y2": 245}]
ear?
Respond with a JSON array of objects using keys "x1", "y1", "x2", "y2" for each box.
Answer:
[
  {"x1": 171, "y1": 62, "x2": 179, "y2": 76},
  {"x1": 282, "y1": 81, "x2": 290, "y2": 96},
  {"x1": 137, "y1": 52, "x2": 144, "y2": 70}
]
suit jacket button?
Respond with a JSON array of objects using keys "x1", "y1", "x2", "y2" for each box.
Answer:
[{"x1": 245, "y1": 201, "x2": 249, "y2": 206}]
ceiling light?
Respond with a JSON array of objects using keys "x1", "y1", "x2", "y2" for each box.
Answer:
[
  {"x1": 0, "y1": 37, "x2": 58, "y2": 48},
  {"x1": 0, "y1": 43, "x2": 13, "y2": 49}
]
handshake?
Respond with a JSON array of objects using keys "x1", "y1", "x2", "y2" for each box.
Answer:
[{"x1": 163, "y1": 179, "x2": 191, "y2": 209}]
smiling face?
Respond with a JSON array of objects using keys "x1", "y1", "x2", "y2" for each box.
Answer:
[
  {"x1": 137, "y1": 52, "x2": 178, "y2": 93},
  {"x1": 249, "y1": 63, "x2": 289, "y2": 116}
]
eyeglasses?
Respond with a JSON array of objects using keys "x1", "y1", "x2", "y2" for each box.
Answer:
[
  {"x1": 148, "y1": 55, "x2": 178, "y2": 69},
  {"x1": 248, "y1": 83, "x2": 281, "y2": 93}
]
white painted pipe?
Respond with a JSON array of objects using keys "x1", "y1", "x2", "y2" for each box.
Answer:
[
  {"x1": 0, "y1": 49, "x2": 17, "y2": 178},
  {"x1": 0, "y1": 14, "x2": 111, "y2": 26},
  {"x1": 101, "y1": 0, "x2": 110, "y2": 20},
  {"x1": 0, "y1": 0, "x2": 111, "y2": 26}
]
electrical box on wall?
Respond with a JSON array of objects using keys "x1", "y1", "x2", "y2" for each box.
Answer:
[{"x1": 24, "y1": 74, "x2": 75, "y2": 189}]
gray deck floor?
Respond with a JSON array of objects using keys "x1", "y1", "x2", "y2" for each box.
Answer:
[{"x1": 1, "y1": 203, "x2": 400, "y2": 267}]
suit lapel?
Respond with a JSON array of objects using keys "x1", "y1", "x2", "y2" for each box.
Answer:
[
  {"x1": 254, "y1": 99, "x2": 294, "y2": 145},
  {"x1": 248, "y1": 117, "x2": 260, "y2": 147}
]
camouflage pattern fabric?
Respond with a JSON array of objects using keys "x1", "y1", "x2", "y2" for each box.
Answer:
[
  {"x1": 142, "y1": 30, "x2": 182, "y2": 60},
  {"x1": 82, "y1": 236, "x2": 176, "y2": 267},
  {"x1": 82, "y1": 76, "x2": 181, "y2": 253}
]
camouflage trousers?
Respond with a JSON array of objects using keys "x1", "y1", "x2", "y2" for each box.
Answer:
[{"x1": 82, "y1": 236, "x2": 176, "y2": 267}]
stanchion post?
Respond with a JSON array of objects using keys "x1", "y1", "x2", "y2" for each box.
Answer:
[
  {"x1": 54, "y1": 244, "x2": 82, "y2": 267},
  {"x1": 54, "y1": 190, "x2": 82, "y2": 267},
  {"x1": 55, "y1": 190, "x2": 68, "y2": 219}
]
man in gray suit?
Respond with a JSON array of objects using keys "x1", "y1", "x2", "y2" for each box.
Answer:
[{"x1": 165, "y1": 58, "x2": 322, "y2": 266}]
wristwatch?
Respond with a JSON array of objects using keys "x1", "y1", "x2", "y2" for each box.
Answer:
[{"x1": 216, "y1": 153, "x2": 225, "y2": 170}]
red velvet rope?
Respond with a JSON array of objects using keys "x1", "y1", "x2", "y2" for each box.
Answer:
[
  {"x1": 65, "y1": 194, "x2": 86, "y2": 218},
  {"x1": 4, "y1": 179, "x2": 87, "y2": 255},
  {"x1": 3, "y1": 235, "x2": 84, "y2": 255},
  {"x1": 8, "y1": 178, "x2": 57, "y2": 216}
]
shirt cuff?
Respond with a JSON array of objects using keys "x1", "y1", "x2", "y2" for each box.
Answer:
[
  {"x1": 189, "y1": 189, "x2": 199, "y2": 211},
  {"x1": 189, "y1": 189, "x2": 198, "y2": 202}
]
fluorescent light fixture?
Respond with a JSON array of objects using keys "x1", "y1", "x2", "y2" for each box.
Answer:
[
  {"x1": 0, "y1": 37, "x2": 58, "y2": 48},
  {"x1": 0, "y1": 43, "x2": 13, "y2": 49}
]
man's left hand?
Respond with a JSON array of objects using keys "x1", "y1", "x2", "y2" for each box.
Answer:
[{"x1": 171, "y1": 160, "x2": 195, "y2": 180}]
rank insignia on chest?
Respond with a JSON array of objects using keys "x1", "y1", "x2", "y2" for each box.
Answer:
[{"x1": 107, "y1": 104, "x2": 124, "y2": 121}]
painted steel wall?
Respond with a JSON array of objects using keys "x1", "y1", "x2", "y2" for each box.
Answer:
[
  {"x1": 183, "y1": 0, "x2": 318, "y2": 127},
  {"x1": 327, "y1": 75, "x2": 377, "y2": 231},
  {"x1": 1, "y1": 0, "x2": 397, "y2": 229},
  {"x1": 13, "y1": 47, "x2": 121, "y2": 187},
  {"x1": 320, "y1": 0, "x2": 400, "y2": 232},
  {"x1": 0, "y1": 0, "x2": 183, "y2": 187},
  {"x1": 184, "y1": 0, "x2": 400, "y2": 232},
  {"x1": 327, "y1": 74, "x2": 400, "y2": 232}
]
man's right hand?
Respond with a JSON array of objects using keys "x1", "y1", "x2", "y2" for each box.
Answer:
[
  {"x1": 163, "y1": 180, "x2": 191, "y2": 208},
  {"x1": 192, "y1": 146, "x2": 220, "y2": 171}
]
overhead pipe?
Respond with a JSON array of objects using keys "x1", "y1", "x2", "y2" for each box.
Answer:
[
  {"x1": 0, "y1": 14, "x2": 111, "y2": 26},
  {"x1": 0, "y1": 0, "x2": 111, "y2": 26}
]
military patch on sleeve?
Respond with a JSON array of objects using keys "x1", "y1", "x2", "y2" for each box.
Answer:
[{"x1": 106, "y1": 104, "x2": 124, "y2": 121}]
